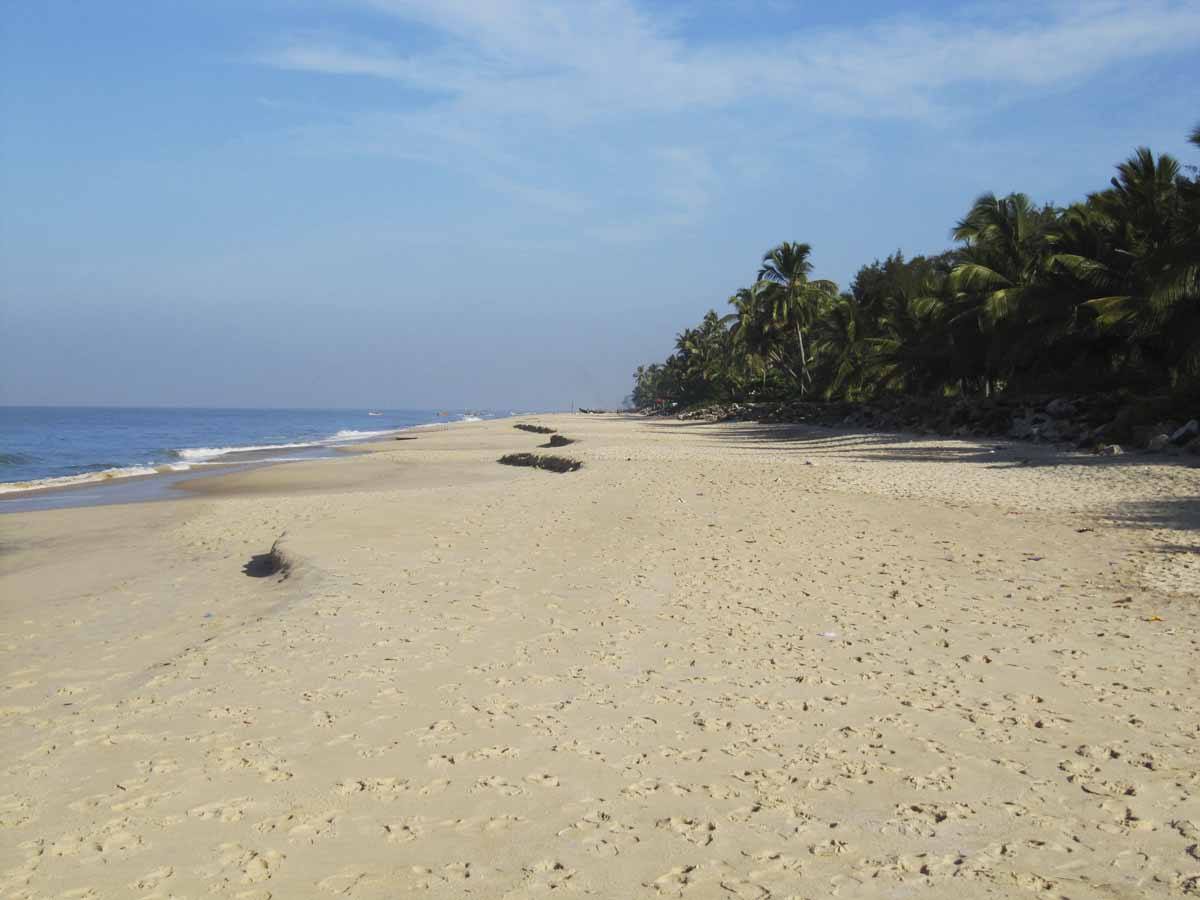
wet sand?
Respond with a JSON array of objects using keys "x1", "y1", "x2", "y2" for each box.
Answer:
[{"x1": 1, "y1": 414, "x2": 1198, "y2": 898}]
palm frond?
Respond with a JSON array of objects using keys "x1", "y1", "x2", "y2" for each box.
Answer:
[
  {"x1": 1081, "y1": 295, "x2": 1136, "y2": 328},
  {"x1": 950, "y1": 263, "x2": 1012, "y2": 292}
]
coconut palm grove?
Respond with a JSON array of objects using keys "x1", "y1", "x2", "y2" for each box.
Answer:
[{"x1": 630, "y1": 126, "x2": 1200, "y2": 415}]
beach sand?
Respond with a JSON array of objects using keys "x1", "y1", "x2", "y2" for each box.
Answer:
[{"x1": 2, "y1": 414, "x2": 1198, "y2": 898}]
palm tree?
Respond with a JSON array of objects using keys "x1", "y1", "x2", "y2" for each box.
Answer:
[
  {"x1": 1052, "y1": 148, "x2": 1198, "y2": 377},
  {"x1": 674, "y1": 311, "x2": 736, "y2": 402},
  {"x1": 725, "y1": 285, "x2": 779, "y2": 393},
  {"x1": 864, "y1": 273, "x2": 966, "y2": 395},
  {"x1": 631, "y1": 126, "x2": 1200, "y2": 408},
  {"x1": 947, "y1": 193, "x2": 1063, "y2": 393},
  {"x1": 811, "y1": 294, "x2": 869, "y2": 399},
  {"x1": 950, "y1": 193, "x2": 1058, "y2": 323},
  {"x1": 756, "y1": 242, "x2": 839, "y2": 395}
]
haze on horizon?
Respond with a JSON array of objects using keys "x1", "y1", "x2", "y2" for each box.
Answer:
[{"x1": 2, "y1": 1, "x2": 1198, "y2": 410}]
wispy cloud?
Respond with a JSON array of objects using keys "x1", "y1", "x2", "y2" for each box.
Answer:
[
  {"x1": 262, "y1": 1, "x2": 1200, "y2": 117},
  {"x1": 255, "y1": 0, "x2": 1200, "y2": 236}
]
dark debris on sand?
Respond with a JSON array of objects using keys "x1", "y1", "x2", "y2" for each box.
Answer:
[
  {"x1": 498, "y1": 453, "x2": 582, "y2": 473},
  {"x1": 515, "y1": 423, "x2": 557, "y2": 434}
]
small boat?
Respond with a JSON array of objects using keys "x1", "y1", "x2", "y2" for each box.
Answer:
[{"x1": 368, "y1": 411, "x2": 383, "y2": 416}]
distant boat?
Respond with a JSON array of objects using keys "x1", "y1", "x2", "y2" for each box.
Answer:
[{"x1": 368, "y1": 412, "x2": 383, "y2": 416}]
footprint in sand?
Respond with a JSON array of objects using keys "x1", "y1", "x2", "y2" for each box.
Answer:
[
  {"x1": 48, "y1": 817, "x2": 145, "y2": 864},
  {"x1": 253, "y1": 810, "x2": 339, "y2": 841},
  {"x1": 655, "y1": 816, "x2": 716, "y2": 846},
  {"x1": 208, "y1": 742, "x2": 293, "y2": 783},
  {"x1": 335, "y1": 777, "x2": 409, "y2": 800},
  {"x1": 134, "y1": 757, "x2": 180, "y2": 776},
  {"x1": 381, "y1": 819, "x2": 425, "y2": 844},
  {"x1": 128, "y1": 865, "x2": 173, "y2": 892},
  {"x1": 513, "y1": 859, "x2": 576, "y2": 893},
  {"x1": 112, "y1": 790, "x2": 179, "y2": 813},
  {"x1": 202, "y1": 842, "x2": 285, "y2": 886},
  {"x1": 0, "y1": 794, "x2": 35, "y2": 828},
  {"x1": 442, "y1": 815, "x2": 526, "y2": 835},
  {"x1": 649, "y1": 864, "x2": 697, "y2": 895},
  {"x1": 317, "y1": 869, "x2": 382, "y2": 895},
  {"x1": 470, "y1": 775, "x2": 525, "y2": 796},
  {"x1": 189, "y1": 797, "x2": 254, "y2": 823},
  {"x1": 408, "y1": 861, "x2": 479, "y2": 889},
  {"x1": 557, "y1": 810, "x2": 641, "y2": 858},
  {"x1": 410, "y1": 719, "x2": 461, "y2": 744}
]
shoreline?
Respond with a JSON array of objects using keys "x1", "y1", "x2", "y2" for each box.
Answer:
[
  {"x1": 0, "y1": 418, "x2": 481, "y2": 513},
  {"x1": 2, "y1": 414, "x2": 1197, "y2": 897}
]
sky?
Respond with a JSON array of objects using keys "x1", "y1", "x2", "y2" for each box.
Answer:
[{"x1": 2, "y1": 1, "x2": 1198, "y2": 410}]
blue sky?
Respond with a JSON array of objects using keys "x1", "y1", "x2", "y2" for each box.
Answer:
[{"x1": 2, "y1": 1, "x2": 1198, "y2": 409}]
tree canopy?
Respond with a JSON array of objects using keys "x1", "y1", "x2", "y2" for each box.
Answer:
[{"x1": 631, "y1": 127, "x2": 1200, "y2": 410}]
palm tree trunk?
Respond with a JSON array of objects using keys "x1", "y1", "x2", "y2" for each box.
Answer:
[
  {"x1": 771, "y1": 351, "x2": 799, "y2": 384},
  {"x1": 795, "y1": 321, "x2": 809, "y2": 396}
]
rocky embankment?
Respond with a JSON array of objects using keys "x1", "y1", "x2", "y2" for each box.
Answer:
[{"x1": 667, "y1": 395, "x2": 1200, "y2": 456}]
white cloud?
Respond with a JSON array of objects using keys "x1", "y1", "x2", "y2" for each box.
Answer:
[
  {"x1": 263, "y1": 1, "x2": 1200, "y2": 118},
  {"x1": 255, "y1": 0, "x2": 1200, "y2": 234}
]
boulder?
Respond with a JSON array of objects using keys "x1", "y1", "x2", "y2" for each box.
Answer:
[
  {"x1": 1032, "y1": 423, "x2": 1060, "y2": 443},
  {"x1": 1025, "y1": 413, "x2": 1060, "y2": 443},
  {"x1": 1046, "y1": 398, "x2": 1077, "y2": 418},
  {"x1": 1099, "y1": 444, "x2": 1124, "y2": 456},
  {"x1": 1008, "y1": 414, "x2": 1035, "y2": 440},
  {"x1": 1054, "y1": 425, "x2": 1080, "y2": 443},
  {"x1": 1170, "y1": 419, "x2": 1199, "y2": 446}
]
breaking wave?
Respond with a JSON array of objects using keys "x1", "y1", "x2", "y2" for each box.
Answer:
[
  {"x1": 175, "y1": 442, "x2": 318, "y2": 463},
  {"x1": 0, "y1": 465, "x2": 160, "y2": 496}
]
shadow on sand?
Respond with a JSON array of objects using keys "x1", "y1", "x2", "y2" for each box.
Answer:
[
  {"x1": 643, "y1": 419, "x2": 1200, "y2": 472},
  {"x1": 641, "y1": 419, "x2": 1200, "y2": 551}
]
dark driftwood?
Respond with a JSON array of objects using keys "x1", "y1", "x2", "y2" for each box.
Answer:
[
  {"x1": 498, "y1": 453, "x2": 582, "y2": 473},
  {"x1": 514, "y1": 423, "x2": 557, "y2": 434},
  {"x1": 243, "y1": 536, "x2": 290, "y2": 579}
]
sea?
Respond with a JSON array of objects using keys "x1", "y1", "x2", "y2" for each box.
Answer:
[{"x1": 0, "y1": 406, "x2": 513, "y2": 511}]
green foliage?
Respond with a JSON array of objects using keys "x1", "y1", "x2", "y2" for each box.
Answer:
[{"x1": 633, "y1": 126, "x2": 1200, "y2": 407}]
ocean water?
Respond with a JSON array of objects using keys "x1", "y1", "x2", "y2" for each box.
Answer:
[{"x1": 0, "y1": 406, "x2": 507, "y2": 497}]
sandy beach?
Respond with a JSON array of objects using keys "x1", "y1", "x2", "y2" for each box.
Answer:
[{"x1": 2, "y1": 414, "x2": 1198, "y2": 898}]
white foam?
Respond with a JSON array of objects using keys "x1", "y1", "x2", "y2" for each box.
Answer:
[
  {"x1": 175, "y1": 441, "x2": 316, "y2": 462},
  {"x1": 174, "y1": 427, "x2": 403, "y2": 463},
  {"x1": 3, "y1": 420, "x2": 453, "y2": 499},
  {"x1": 0, "y1": 465, "x2": 160, "y2": 496},
  {"x1": 256, "y1": 455, "x2": 339, "y2": 463},
  {"x1": 329, "y1": 429, "x2": 395, "y2": 441},
  {"x1": 459, "y1": 415, "x2": 483, "y2": 422}
]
